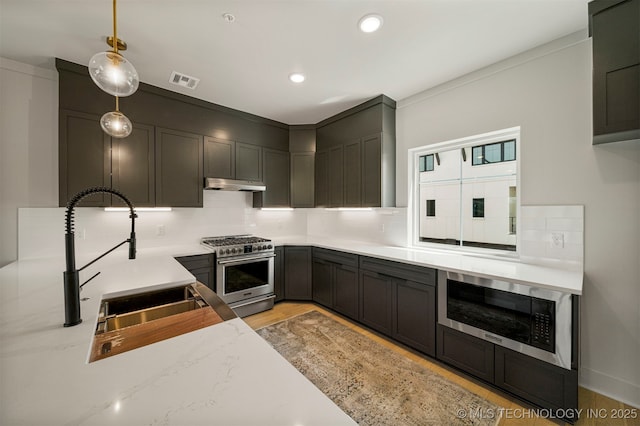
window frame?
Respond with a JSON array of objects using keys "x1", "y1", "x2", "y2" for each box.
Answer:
[{"x1": 408, "y1": 127, "x2": 521, "y2": 257}]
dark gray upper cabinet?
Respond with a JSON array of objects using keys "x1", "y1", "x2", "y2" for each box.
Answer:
[
  {"x1": 314, "y1": 150, "x2": 329, "y2": 207},
  {"x1": 253, "y1": 148, "x2": 290, "y2": 208},
  {"x1": 289, "y1": 127, "x2": 316, "y2": 208},
  {"x1": 59, "y1": 110, "x2": 110, "y2": 207},
  {"x1": 59, "y1": 110, "x2": 155, "y2": 208},
  {"x1": 111, "y1": 124, "x2": 155, "y2": 207},
  {"x1": 204, "y1": 136, "x2": 235, "y2": 179},
  {"x1": 235, "y1": 142, "x2": 262, "y2": 182},
  {"x1": 589, "y1": 0, "x2": 640, "y2": 144},
  {"x1": 155, "y1": 127, "x2": 203, "y2": 207},
  {"x1": 290, "y1": 152, "x2": 315, "y2": 208},
  {"x1": 343, "y1": 139, "x2": 361, "y2": 207},
  {"x1": 315, "y1": 95, "x2": 396, "y2": 207},
  {"x1": 329, "y1": 145, "x2": 344, "y2": 207}
]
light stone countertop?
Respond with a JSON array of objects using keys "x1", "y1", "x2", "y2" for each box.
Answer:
[
  {"x1": 272, "y1": 236, "x2": 583, "y2": 295},
  {"x1": 0, "y1": 249, "x2": 356, "y2": 425}
]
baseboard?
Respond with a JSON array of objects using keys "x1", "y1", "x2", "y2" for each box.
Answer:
[{"x1": 580, "y1": 367, "x2": 640, "y2": 409}]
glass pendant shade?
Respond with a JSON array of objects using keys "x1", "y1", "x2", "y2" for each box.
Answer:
[
  {"x1": 89, "y1": 51, "x2": 139, "y2": 97},
  {"x1": 100, "y1": 110, "x2": 132, "y2": 138}
]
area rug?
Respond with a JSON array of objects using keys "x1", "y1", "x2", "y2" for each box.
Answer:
[{"x1": 257, "y1": 310, "x2": 501, "y2": 426}]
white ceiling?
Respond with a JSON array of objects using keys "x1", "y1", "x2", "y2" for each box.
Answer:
[{"x1": 0, "y1": 0, "x2": 589, "y2": 125}]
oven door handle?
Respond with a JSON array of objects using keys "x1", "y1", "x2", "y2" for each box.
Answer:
[{"x1": 217, "y1": 253, "x2": 275, "y2": 265}]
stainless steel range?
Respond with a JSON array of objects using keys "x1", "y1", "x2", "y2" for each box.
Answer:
[{"x1": 201, "y1": 235, "x2": 275, "y2": 317}]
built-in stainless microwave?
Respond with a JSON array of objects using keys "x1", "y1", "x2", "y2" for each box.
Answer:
[{"x1": 438, "y1": 270, "x2": 573, "y2": 369}]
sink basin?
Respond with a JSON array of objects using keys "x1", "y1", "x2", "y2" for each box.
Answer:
[
  {"x1": 96, "y1": 285, "x2": 206, "y2": 333},
  {"x1": 89, "y1": 282, "x2": 236, "y2": 363}
]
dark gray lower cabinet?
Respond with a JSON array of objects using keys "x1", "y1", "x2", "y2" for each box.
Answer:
[
  {"x1": 495, "y1": 346, "x2": 578, "y2": 413},
  {"x1": 437, "y1": 325, "x2": 578, "y2": 419},
  {"x1": 311, "y1": 248, "x2": 359, "y2": 320},
  {"x1": 284, "y1": 246, "x2": 312, "y2": 300},
  {"x1": 394, "y1": 279, "x2": 436, "y2": 356},
  {"x1": 437, "y1": 325, "x2": 495, "y2": 382},
  {"x1": 359, "y1": 256, "x2": 436, "y2": 355},
  {"x1": 274, "y1": 246, "x2": 284, "y2": 302},
  {"x1": 359, "y1": 269, "x2": 393, "y2": 335},
  {"x1": 174, "y1": 254, "x2": 214, "y2": 291}
]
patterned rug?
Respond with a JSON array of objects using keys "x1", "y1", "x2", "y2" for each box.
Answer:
[{"x1": 257, "y1": 310, "x2": 502, "y2": 426}]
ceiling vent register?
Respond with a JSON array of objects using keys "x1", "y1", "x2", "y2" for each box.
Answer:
[{"x1": 169, "y1": 71, "x2": 200, "y2": 90}]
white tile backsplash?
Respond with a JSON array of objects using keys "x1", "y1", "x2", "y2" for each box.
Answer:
[
  {"x1": 519, "y1": 205, "x2": 584, "y2": 266},
  {"x1": 17, "y1": 198, "x2": 579, "y2": 268}
]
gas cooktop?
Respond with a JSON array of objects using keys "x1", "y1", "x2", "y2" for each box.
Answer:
[{"x1": 201, "y1": 235, "x2": 273, "y2": 258}]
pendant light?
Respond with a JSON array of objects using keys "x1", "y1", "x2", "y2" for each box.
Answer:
[
  {"x1": 100, "y1": 97, "x2": 132, "y2": 138},
  {"x1": 88, "y1": 0, "x2": 139, "y2": 97},
  {"x1": 89, "y1": 0, "x2": 137, "y2": 138}
]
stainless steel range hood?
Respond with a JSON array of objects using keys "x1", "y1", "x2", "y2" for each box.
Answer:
[{"x1": 204, "y1": 178, "x2": 266, "y2": 192}]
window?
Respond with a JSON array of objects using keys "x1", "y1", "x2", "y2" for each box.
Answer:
[
  {"x1": 472, "y1": 139, "x2": 516, "y2": 165},
  {"x1": 472, "y1": 198, "x2": 485, "y2": 218},
  {"x1": 410, "y1": 127, "x2": 519, "y2": 253},
  {"x1": 426, "y1": 199, "x2": 436, "y2": 217},
  {"x1": 419, "y1": 154, "x2": 434, "y2": 172}
]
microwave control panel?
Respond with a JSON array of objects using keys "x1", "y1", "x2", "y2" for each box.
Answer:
[{"x1": 531, "y1": 298, "x2": 555, "y2": 352}]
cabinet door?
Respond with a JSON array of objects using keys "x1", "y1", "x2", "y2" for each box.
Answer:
[
  {"x1": 59, "y1": 110, "x2": 110, "y2": 206},
  {"x1": 312, "y1": 258, "x2": 333, "y2": 308},
  {"x1": 495, "y1": 346, "x2": 578, "y2": 412},
  {"x1": 315, "y1": 150, "x2": 329, "y2": 207},
  {"x1": 590, "y1": 0, "x2": 640, "y2": 141},
  {"x1": 204, "y1": 136, "x2": 235, "y2": 179},
  {"x1": 111, "y1": 124, "x2": 155, "y2": 207},
  {"x1": 255, "y1": 149, "x2": 289, "y2": 207},
  {"x1": 343, "y1": 139, "x2": 361, "y2": 207},
  {"x1": 333, "y1": 264, "x2": 359, "y2": 320},
  {"x1": 359, "y1": 270, "x2": 393, "y2": 336},
  {"x1": 329, "y1": 145, "x2": 344, "y2": 207},
  {"x1": 274, "y1": 246, "x2": 285, "y2": 302},
  {"x1": 236, "y1": 142, "x2": 262, "y2": 181},
  {"x1": 361, "y1": 134, "x2": 382, "y2": 207},
  {"x1": 437, "y1": 325, "x2": 495, "y2": 383},
  {"x1": 155, "y1": 128, "x2": 203, "y2": 207},
  {"x1": 174, "y1": 254, "x2": 214, "y2": 291},
  {"x1": 291, "y1": 152, "x2": 315, "y2": 208},
  {"x1": 393, "y1": 279, "x2": 436, "y2": 356},
  {"x1": 284, "y1": 246, "x2": 312, "y2": 300}
]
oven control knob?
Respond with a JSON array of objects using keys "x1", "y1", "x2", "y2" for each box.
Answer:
[
  {"x1": 231, "y1": 248, "x2": 237, "y2": 254},
  {"x1": 267, "y1": 244, "x2": 273, "y2": 249}
]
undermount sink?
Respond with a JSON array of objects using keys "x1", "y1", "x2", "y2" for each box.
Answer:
[
  {"x1": 89, "y1": 282, "x2": 235, "y2": 363},
  {"x1": 96, "y1": 285, "x2": 206, "y2": 333}
]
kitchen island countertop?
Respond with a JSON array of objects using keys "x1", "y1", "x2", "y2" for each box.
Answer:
[{"x1": 0, "y1": 251, "x2": 355, "y2": 425}]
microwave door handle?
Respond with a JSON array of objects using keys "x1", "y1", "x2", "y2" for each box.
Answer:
[{"x1": 217, "y1": 253, "x2": 275, "y2": 265}]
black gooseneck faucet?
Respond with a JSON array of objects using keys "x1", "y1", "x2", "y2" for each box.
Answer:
[{"x1": 63, "y1": 187, "x2": 137, "y2": 327}]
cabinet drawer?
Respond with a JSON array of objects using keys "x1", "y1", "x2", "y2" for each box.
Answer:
[
  {"x1": 359, "y1": 256, "x2": 435, "y2": 286},
  {"x1": 437, "y1": 325, "x2": 494, "y2": 383},
  {"x1": 312, "y1": 247, "x2": 358, "y2": 267},
  {"x1": 495, "y1": 346, "x2": 578, "y2": 411}
]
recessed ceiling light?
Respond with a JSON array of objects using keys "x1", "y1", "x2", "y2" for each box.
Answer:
[
  {"x1": 358, "y1": 14, "x2": 383, "y2": 33},
  {"x1": 289, "y1": 73, "x2": 305, "y2": 83}
]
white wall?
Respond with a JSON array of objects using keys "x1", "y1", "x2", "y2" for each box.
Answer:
[
  {"x1": 0, "y1": 58, "x2": 58, "y2": 267},
  {"x1": 396, "y1": 31, "x2": 640, "y2": 407}
]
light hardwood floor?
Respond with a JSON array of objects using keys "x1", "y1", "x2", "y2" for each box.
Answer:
[{"x1": 244, "y1": 302, "x2": 640, "y2": 426}]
